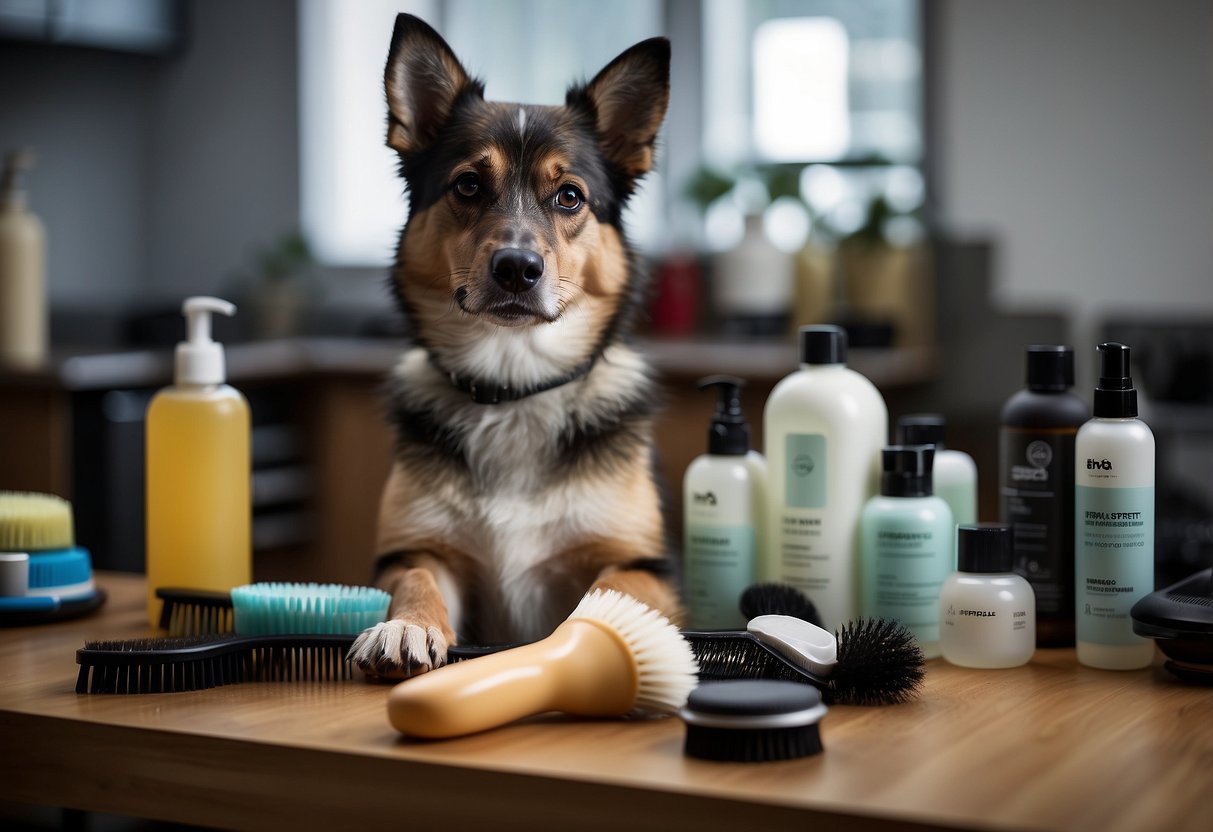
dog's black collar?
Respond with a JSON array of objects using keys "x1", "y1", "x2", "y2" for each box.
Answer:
[{"x1": 431, "y1": 354, "x2": 598, "y2": 404}]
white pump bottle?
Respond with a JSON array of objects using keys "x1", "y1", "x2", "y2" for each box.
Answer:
[{"x1": 145, "y1": 297, "x2": 251, "y2": 628}]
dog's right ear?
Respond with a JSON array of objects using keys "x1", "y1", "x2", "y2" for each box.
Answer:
[{"x1": 384, "y1": 14, "x2": 479, "y2": 155}]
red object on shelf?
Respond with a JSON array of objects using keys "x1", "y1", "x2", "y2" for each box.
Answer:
[{"x1": 650, "y1": 254, "x2": 701, "y2": 335}]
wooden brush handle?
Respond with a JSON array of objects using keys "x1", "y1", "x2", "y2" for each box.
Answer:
[{"x1": 387, "y1": 618, "x2": 638, "y2": 738}]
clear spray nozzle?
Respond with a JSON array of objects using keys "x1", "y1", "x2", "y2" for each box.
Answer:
[{"x1": 175, "y1": 296, "x2": 237, "y2": 386}]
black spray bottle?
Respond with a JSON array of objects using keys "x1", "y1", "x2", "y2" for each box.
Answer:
[{"x1": 999, "y1": 345, "x2": 1089, "y2": 647}]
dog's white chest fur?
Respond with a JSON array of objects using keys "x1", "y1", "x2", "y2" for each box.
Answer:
[{"x1": 378, "y1": 344, "x2": 652, "y2": 643}]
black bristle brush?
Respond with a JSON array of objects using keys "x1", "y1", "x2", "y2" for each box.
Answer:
[
  {"x1": 738, "y1": 583, "x2": 822, "y2": 627},
  {"x1": 76, "y1": 634, "x2": 355, "y2": 694},
  {"x1": 681, "y1": 680, "x2": 827, "y2": 762},
  {"x1": 157, "y1": 587, "x2": 234, "y2": 636}
]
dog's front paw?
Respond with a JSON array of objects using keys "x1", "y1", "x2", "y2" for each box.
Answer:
[{"x1": 348, "y1": 620, "x2": 450, "y2": 679}]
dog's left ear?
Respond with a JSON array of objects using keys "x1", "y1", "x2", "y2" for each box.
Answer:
[{"x1": 568, "y1": 37, "x2": 671, "y2": 183}]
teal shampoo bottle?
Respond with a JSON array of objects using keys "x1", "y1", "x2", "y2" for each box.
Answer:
[{"x1": 861, "y1": 445, "x2": 955, "y2": 658}]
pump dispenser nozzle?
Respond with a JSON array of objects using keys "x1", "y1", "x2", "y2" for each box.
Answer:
[
  {"x1": 1093, "y1": 342, "x2": 1137, "y2": 418},
  {"x1": 176, "y1": 296, "x2": 236, "y2": 386},
  {"x1": 698, "y1": 375, "x2": 750, "y2": 456}
]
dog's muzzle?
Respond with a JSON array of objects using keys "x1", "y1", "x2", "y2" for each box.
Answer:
[{"x1": 490, "y1": 248, "x2": 544, "y2": 294}]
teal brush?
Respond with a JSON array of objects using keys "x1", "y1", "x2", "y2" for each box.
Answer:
[
  {"x1": 231, "y1": 582, "x2": 390, "y2": 635},
  {"x1": 157, "y1": 583, "x2": 390, "y2": 637}
]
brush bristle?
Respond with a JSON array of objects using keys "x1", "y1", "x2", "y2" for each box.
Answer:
[
  {"x1": 831, "y1": 617, "x2": 925, "y2": 706},
  {"x1": 76, "y1": 635, "x2": 355, "y2": 694},
  {"x1": 158, "y1": 588, "x2": 237, "y2": 636},
  {"x1": 568, "y1": 589, "x2": 699, "y2": 715},
  {"x1": 738, "y1": 583, "x2": 822, "y2": 627},
  {"x1": 231, "y1": 582, "x2": 390, "y2": 635},
  {"x1": 0, "y1": 491, "x2": 74, "y2": 551},
  {"x1": 686, "y1": 632, "x2": 816, "y2": 684},
  {"x1": 684, "y1": 723, "x2": 823, "y2": 762}
]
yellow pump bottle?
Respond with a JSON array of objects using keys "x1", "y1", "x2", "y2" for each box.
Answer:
[{"x1": 145, "y1": 297, "x2": 250, "y2": 628}]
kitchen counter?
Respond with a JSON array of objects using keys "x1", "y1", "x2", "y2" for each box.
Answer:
[{"x1": 1, "y1": 573, "x2": 1210, "y2": 831}]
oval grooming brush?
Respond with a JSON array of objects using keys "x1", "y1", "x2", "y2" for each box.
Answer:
[
  {"x1": 681, "y1": 680, "x2": 826, "y2": 762},
  {"x1": 387, "y1": 589, "x2": 698, "y2": 738}
]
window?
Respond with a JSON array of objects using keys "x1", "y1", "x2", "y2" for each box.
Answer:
[{"x1": 699, "y1": 0, "x2": 925, "y2": 252}]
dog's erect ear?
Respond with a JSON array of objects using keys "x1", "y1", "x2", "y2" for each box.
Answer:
[
  {"x1": 568, "y1": 38, "x2": 671, "y2": 182},
  {"x1": 385, "y1": 14, "x2": 479, "y2": 155}
]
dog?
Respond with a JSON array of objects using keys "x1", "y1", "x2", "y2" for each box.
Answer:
[{"x1": 348, "y1": 14, "x2": 681, "y2": 678}]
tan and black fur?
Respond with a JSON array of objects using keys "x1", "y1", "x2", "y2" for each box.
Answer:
[{"x1": 349, "y1": 14, "x2": 679, "y2": 677}]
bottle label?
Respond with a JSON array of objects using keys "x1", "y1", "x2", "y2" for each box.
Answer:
[
  {"x1": 1000, "y1": 429, "x2": 1077, "y2": 619},
  {"x1": 1075, "y1": 485, "x2": 1154, "y2": 646},
  {"x1": 865, "y1": 515, "x2": 952, "y2": 645},
  {"x1": 685, "y1": 525, "x2": 756, "y2": 629},
  {"x1": 784, "y1": 433, "x2": 827, "y2": 508}
]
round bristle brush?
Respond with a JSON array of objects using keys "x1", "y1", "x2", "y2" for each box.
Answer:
[
  {"x1": 387, "y1": 589, "x2": 699, "y2": 739},
  {"x1": 0, "y1": 491, "x2": 74, "y2": 551},
  {"x1": 747, "y1": 614, "x2": 925, "y2": 706},
  {"x1": 681, "y1": 680, "x2": 827, "y2": 762}
]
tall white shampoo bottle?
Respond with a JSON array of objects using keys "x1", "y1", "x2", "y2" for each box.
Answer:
[
  {"x1": 1075, "y1": 342, "x2": 1155, "y2": 670},
  {"x1": 764, "y1": 326, "x2": 888, "y2": 630},
  {"x1": 684, "y1": 376, "x2": 766, "y2": 629}
]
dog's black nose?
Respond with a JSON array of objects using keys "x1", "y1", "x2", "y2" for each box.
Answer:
[{"x1": 490, "y1": 248, "x2": 544, "y2": 293}]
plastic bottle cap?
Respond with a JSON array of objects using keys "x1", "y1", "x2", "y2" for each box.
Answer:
[
  {"x1": 957, "y1": 524, "x2": 1014, "y2": 573},
  {"x1": 1025, "y1": 345, "x2": 1075, "y2": 391},
  {"x1": 698, "y1": 375, "x2": 749, "y2": 456},
  {"x1": 1092, "y1": 342, "x2": 1138, "y2": 418},
  {"x1": 175, "y1": 297, "x2": 236, "y2": 385},
  {"x1": 880, "y1": 445, "x2": 934, "y2": 497},
  {"x1": 799, "y1": 325, "x2": 847, "y2": 366},
  {"x1": 897, "y1": 413, "x2": 946, "y2": 449}
]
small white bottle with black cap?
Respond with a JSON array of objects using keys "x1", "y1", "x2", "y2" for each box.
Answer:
[
  {"x1": 897, "y1": 413, "x2": 978, "y2": 526},
  {"x1": 764, "y1": 325, "x2": 888, "y2": 630},
  {"x1": 684, "y1": 376, "x2": 766, "y2": 629},
  {"x1": 1075, "y1": 342, "x2": 1155, "y2": 670},
  {"x1": 940, "y1": 524, "x2": 1036, "y2": 668},
  {"x1": 860, "y1": 445, "x2": 954, "y2": 658}
]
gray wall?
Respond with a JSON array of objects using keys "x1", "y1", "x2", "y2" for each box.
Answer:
[
  {"x1": 146, "y1": 0, "x2": 299, "y2": 303},
  {"x1": 0, "y1": 0, "x2": 298, "y2": 324},
  {"x1": 934, "y1": 0, "x2": 1213, "y2": 387},
  {"x1": 0, "y1": 44, "x2": 155, "y2": 307}
]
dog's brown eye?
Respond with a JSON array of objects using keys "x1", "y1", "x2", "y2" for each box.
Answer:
[
  {"x1": 453, "y1": 173, "x2": 480, "y2": 199},
  {"x1": 555, "y1": 185, "x2": 583, "y2": 211}
]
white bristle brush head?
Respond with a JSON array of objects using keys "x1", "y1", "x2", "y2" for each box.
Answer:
[{"x1": 569, "y1": 589, "x2": 700, "y2": 715}]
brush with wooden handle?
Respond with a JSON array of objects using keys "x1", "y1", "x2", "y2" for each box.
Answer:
[{"x1": 387, "y1": 589, "x2": 699, "y2": 739}]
